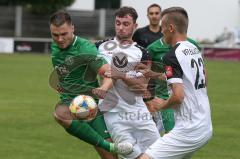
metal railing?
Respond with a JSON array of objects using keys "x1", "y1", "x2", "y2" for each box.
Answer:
[{"x1": 0, "y1": 6, "x2": 116, "y2": 39}]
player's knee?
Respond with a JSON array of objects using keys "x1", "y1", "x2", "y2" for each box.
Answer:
[
  {"x1": 53, "y1": 105, "x2": 72, "y2": 128},
  {"x1": 137, "y1": 153, "x2": 150, "y2": 159},
  {"x1": 53, "y1": 111, "x2": 72, "y2": 128},
  {"x1": 53, "y1": 111, "x2": 62, "y2": 123}
]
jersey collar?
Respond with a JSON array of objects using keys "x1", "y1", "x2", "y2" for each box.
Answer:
[
  {"x1": 114, "y1": 37, "x2": 136, "y2": 46},
  {"x1": 71, "y1": 35, "x2": 78, "y2": 47}
]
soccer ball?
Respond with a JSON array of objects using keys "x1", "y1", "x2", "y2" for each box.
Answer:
[{"x1": 69, "y1": 95, "x2": 98, "y2": 121}]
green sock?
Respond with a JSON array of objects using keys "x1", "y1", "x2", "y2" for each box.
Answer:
[{"x1": 66, "y1": 120, "x2": 113, "y2": 152}]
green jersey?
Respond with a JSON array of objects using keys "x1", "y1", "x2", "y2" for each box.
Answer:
[
  {"x1": 51, "y1": 36, "x2": 107, "y2": 104},
  {"x1": 147, "y1": 37, "x2": 200, "y2": 99}
]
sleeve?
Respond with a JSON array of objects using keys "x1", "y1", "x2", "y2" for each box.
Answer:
[
  {"x1": 140, "y1": 48, "x2": 151, "y2": 66},
  {"x1": 163, "y1": 46, "x2": 183, "y2": 84},
  {"x1": 80, "y1": 40, "x2": 108, "y2": 73}
]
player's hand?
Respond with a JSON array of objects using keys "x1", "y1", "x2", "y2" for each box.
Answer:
[
  {"x1": 138, "y1": 69, "x2": 161, "y2": 79},
  {"x1": 146, "y1": 97, "x2": 165, "y2": 112},
  {"x1": 92, "y1": 87, "x2": 107, "y2": 99},
  {"x1": 135, "y1": 63, "x2": 150, "y2": 70},
  {"x1": 104, "y1": 68, "x2": 125, "y2": 79},
  {"x1": 135, "y1": 63, "x2": 166, "y2": 80},
  {"x1": 146, "y1": 100, "x2": 158, "y2": 112},
  {"x1": 135, "y1": 63, "x2": 155, "y2": 78}
]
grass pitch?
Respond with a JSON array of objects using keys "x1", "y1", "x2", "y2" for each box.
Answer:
[{"x1": 0, "y1": 54, "x2": 239, "y2": 159}]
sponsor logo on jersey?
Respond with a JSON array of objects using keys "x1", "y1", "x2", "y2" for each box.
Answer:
[
  {"x1": 65, "y1": 56, "x2": 74, "y2": 65},
  {"x1": 103, "y1": 41, "x2": 117, "y2": 51},
  {"x1": 55, "y1": 65, "x2": 69, "y2": 75},
  {"x1": 112, "y1": 52, "x2": 128, "y2": 68}
]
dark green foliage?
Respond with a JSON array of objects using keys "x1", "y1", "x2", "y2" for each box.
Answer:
[{"x1": 0, "y1": 0, "x2": 75, "y2": 14}]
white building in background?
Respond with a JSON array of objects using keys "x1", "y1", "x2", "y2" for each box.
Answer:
[
  {"x1": 69, "y1": 0, "x2": 94, "y2": 10},
  {"x1": 69, "y1": 0, "x2": 240, "y2": 42}
]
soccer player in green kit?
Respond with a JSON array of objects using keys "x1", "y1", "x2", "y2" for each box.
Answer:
[
  {"x1": 142, "y1": 36, "x2": 200, "y2": 133},
  {"x1": 49, "y1": 11, "x2": 132, "y2": 159}
]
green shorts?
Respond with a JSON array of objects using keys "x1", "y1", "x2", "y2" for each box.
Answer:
[
  {"x1": 161, "y1": 108, "x2": 175, "y2": 132},
  {"x1": 58, "y1": 100, "x2": 110, "y2": 139}
]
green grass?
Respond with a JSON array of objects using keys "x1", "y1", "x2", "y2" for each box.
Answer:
[
  {"x1": 0, "y1": 54, "x2": 99, "y2": 159},
  {"x1": 0, "y1": 54, "x2": 239, "y2": 159},
  {"x1": 194, "y1": 60, "x2": 240, "y2": 159}
]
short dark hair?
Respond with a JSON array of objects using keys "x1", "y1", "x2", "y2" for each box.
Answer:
[
  {"x1": 115, "y1": 6, "x2": 138, "y2": 23},
  {"x1": 161, "y1": 7, "x2": 188, "y2": 34},
  {"x1": 147, "y1": 3, "x2": 161, "y2": 13},
  {"x1": 49, "y1": 10, "x2": 72, "y2": 26}
]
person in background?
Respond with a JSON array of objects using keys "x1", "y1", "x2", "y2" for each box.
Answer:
[
  {"x1": 133, "y1": 3, "x2": 174, "y2": 134},
  {"x1": 132, "y1": 3, "x2": 163, "y2": 48}
]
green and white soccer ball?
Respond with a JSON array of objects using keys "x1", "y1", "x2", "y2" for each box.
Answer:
[{"x1": 69, "y1": 95, "x2": 98, "y2": 121}]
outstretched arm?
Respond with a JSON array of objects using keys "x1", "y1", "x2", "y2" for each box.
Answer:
[
  {"x1": 92, "y1": 64, "x2": 113, "y2": 99},
  {"x1": 135, "y1": 63, "x2": 166, "y2": 80},
  {"x1": 148, "y1": 83, "x2": 184, "y2": 111},
  {"x1": 104, "y1": 68, "x2": 149, "y2": 94}
]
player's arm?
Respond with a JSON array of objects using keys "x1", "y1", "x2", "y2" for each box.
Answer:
[
  {"x1": 106, "y1": 48, "x2": 151, "y2": 94},
  {"x1": 92, "y1": 63, "x2": 113, "y2": 99},
  {"x1": 149, "y1": 46, "x2": 184, "y2": 110},
  {"x1": 135, "y1": 63, "x2": 166, "y2": 81},
  {"x1": 122, "y1": 72, "x2": 149, "y2": 94},
  {"x1": 149, "y1": 83, "x2": 184, "y2": 111},
  {"x1": 121, "y1": 48, "x2": 151, "y2": 93},
  {"x1": 83, "y1": 41, "x2": 113, "y2": 98},
  {"x1": 104, "y1": 68, "x2": 149, "y2": 94},
  {"x1": 98, "y1": 63, "x2": 113, "y2": 91}
]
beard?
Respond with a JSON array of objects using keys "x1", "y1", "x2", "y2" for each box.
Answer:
[
  {"x1": 116, "y1": 32, "x2": 133, "y2": 41},
  {"x1": 117, "y1": 35, "x2": 129, "y2": 41},
  {"x1": 151, "y1": 20, "x2": 160, "y2": 26}
]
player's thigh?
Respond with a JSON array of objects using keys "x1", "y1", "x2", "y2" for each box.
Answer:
[
  {"x1": 145, "y1": 133, "x2": 197, "y2": 159},
  {"x1": 104, "y1": 112, "x2": 143, "y2": 159},
  {"x1": 88, "y1": 112, "x2": 111, "y2": 139},
  {"x1": 54, "y1": 102, "x2": 73, "y2": 127},
  {"x1": 136, "y1": 120, "x2": 160, "y2": 152}
]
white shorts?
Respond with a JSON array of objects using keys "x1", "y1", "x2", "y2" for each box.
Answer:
[
  {"x1": 145, "y1": 131, "x2": 212, "y2": 159},
  {"x1": 104, "y1": 111, "x2": 160, "y2": 159}
]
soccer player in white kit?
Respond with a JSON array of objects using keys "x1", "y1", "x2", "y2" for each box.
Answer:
[
  {"x1": 96, "y1": 7, "x2": 160, "y2": 159},
  {"x1": 138, "y1": 7, "x2": 213, "y2": 159}
]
